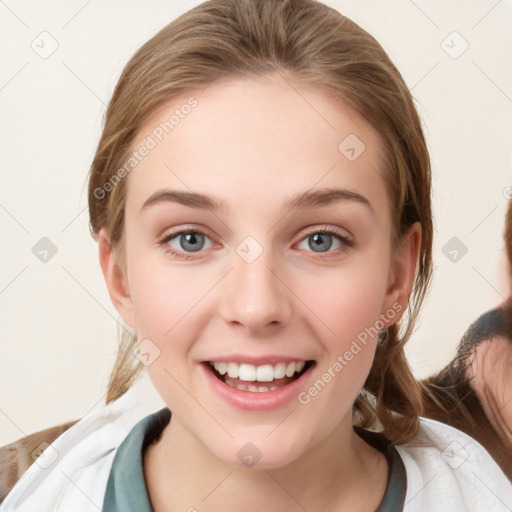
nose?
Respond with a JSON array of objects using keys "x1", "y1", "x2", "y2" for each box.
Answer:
[{"x1": 218, "y1": 242, "x2": 293, "y2": 333}]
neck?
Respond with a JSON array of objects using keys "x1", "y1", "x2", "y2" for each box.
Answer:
[{"x1": 143, "y1": 412, "x2": 388, "y2": 512}]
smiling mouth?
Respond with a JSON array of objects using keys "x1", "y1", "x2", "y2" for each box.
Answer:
[{"x1": 203, "y1": 360, "x2": 315, "y2": 392}]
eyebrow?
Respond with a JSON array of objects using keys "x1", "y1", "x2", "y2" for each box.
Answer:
[{"x1": 140, "y1": 188, "x2": 373, "y2": 215}]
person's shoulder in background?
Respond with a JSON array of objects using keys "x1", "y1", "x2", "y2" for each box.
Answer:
[
  {"x1": 0, "y1": 376, "x2": 165, "y2": 511},
  {"x1": 0, "y1": 418, "x2": 80, "y2": 502}
]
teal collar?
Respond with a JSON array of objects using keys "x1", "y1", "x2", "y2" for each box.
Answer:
[
  {"x1": 102, "y1": 407, "x2": 171, "y2": 511},
  {"x1": 102, "y1": 408, "x2": 406, "y2": 511},
  {"x1": 354, "y1": 425, "x2": 407, "y2": 511}
]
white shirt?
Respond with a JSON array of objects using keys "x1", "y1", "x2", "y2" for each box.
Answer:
[{"x1": 1, "y1": 377, "x2": 511, "y2": 511}]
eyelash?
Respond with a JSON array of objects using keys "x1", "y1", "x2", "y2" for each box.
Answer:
[{"x1": 158, "y1": 225, "x2": 354, "y2": 261}]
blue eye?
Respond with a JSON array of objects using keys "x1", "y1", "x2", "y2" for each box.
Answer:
[
  {"x1": 297, "y1": 228, "x2": 352, "y2": 254},
  {"x1": 174, "y1": 232, "x2": 206, "y2": 252},
  {"x1": 304, "y1": 232, "x2": 336, "y2": 252},
  {"x1": 160, "y1": 229, "x2": 214, "y2": 260}
]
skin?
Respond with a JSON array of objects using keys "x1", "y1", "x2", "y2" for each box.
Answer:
[{"x1": 99, "y1": 73, "x2": 421, "y2": 512}]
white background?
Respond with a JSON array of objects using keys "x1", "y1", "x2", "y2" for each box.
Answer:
[{"x1": 1, "y1": 0, "x2": 511, "y2": 445}]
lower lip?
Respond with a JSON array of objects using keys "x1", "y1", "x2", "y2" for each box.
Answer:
[{"x1": 199, "y1": 362, "x2": 315, "y2": 411}]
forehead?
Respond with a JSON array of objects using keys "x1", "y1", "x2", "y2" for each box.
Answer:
[{"x1": 125, "y1": 74, "x2": 388, "y2": 215}]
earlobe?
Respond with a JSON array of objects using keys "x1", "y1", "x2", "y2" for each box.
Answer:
[
  {"x1": 382, "y1": 222, "x2": 421, "y2": 324},
  {"x1": 98, "y1": 228, "x2": 136, "y2": 330}
]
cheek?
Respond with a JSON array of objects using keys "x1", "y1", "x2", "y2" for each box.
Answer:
[
  {"x1": 502, "y1": 387, "x2": 512, "y2": 432},
  {"x1": 295, "y1": 306, "x2": 379, "y2": 439},
  {"x1": 127, "y1": 254, "x2": 215, "y2": 383},
  {"x1": 128, "y1": 260, "x2": 213, "y2": 407},
  {"x1": 491, "y1": 340, "x2": 512, "y2": 431},
  {"x1": 292, "y1": 257, "x2": 390, "y2": 406},
  {"x1": 328, "y1": 284, "x2": 384, "y2": 338},
  {"x1": 303, "y1": 258, "x2": 391, "y2": 346},
  {"x1": 128, "y1": 249, "x2": 207, "y2": 335},
  {"x1": 322, "y1": 276, "x2": 383, "y2": 379}
]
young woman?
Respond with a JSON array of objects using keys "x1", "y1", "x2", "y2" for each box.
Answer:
[
  {"x1": 422, "y1": 197, "x2": 512, "y2": 480},
  {"x1": 2, "y1": 0, "x2": 511, "y2": 510}
]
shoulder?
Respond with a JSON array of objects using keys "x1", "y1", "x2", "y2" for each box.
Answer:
[
  {"x1": 0, "y1": 378, "x2": 165, "y2": 512},
  {"x1": 396, "y1": 416, "x2": 512, "y2": 512}
]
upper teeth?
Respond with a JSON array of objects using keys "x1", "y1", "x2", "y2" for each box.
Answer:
[{"x1": 210, "y1": 361, "x2": 306, "y2": 382}]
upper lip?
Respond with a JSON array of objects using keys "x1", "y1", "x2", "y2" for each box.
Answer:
[{"x1": 202, "y1": 355, "x2": 314, "y2": 366}]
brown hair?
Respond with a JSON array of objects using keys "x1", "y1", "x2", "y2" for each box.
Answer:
[{"x1": 87, "y1": 0, "x2": 433, "y2": 444}]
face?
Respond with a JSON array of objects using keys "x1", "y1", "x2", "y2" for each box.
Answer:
[
  {"x1": 101, "y1": 74, "x2": 418, "y2": 469},
  {"x1": 469, "y1": 337, "x2": 512, "y2": 437}
]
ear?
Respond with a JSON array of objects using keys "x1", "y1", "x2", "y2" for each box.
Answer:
[
  {"x1": 98, "y1": 228, "x2": 136, "y2": 330},
  {"x1": 381, "y1": 222, "x2": 421, "y2": 325}
]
